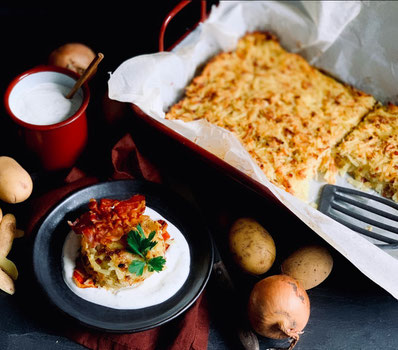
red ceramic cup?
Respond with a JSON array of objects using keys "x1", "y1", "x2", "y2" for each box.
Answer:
[{"x1": 4, "y1": 65, "x2": 90, "y2": 171}]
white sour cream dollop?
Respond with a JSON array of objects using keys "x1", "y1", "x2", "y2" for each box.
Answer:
[{"x1": 62, "y1": 207, "x2": 191, "y2": 309}]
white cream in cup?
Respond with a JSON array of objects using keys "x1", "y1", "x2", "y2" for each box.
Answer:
[
  {"x1": 4, "y1": 66, "x2": 90, "y2": 171},
  {"x1": 8, "y1": 71, "x2": 84, "y2": 126}
]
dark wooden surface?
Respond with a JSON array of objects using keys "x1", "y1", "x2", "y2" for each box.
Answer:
[{"x1": 1, "y1": 3, "x2": 398, "y2": 350}]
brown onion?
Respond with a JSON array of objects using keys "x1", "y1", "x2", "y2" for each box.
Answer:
[
  {"x1": 48, "y1": 43, "x2": 96, "y2": 76},
  {"x1": 248, "y1": 274, "x2": 310, "y2": 349}
]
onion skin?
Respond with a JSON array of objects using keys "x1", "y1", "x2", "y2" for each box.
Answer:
[
  {"x1": 248, "y1": 275, "x2": 310, "y2": 347},
  {"x1": 48, "y1": 43, "x2": 96, "y2": 76}
]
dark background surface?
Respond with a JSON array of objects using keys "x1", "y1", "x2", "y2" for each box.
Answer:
[{"x1": 1, "y1": 2, "x2": 398, "y2": 350}]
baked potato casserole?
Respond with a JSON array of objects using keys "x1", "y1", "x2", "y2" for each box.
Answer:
[
  {"x1": 166, "y1": 32, "x2": 397, "y2": 202},
  {"x1": 334, "y1": 104, "x2": 398, "y2": 202}
]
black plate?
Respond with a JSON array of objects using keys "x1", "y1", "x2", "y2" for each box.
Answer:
[{"x1": 32, "y1": 179, "x2": 214, "y2": 333}]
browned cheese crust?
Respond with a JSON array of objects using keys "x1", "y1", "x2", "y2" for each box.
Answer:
[
  {"x1": 334, "y1": 104, "x2": 398, "y2": 202},
  {"x1": 165, "y1": 32, "x2": 376, "y2": 200}
]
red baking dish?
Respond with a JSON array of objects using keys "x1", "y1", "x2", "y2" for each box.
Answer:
[{"x1": 131, "y1": 0, "x2": 282, "y2": 208}]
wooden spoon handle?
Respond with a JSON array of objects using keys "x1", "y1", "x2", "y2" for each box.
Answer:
[{"x1": 66, "y1": 52, "x2": 104, "y2": 99}]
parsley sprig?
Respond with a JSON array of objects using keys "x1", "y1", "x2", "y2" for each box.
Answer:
[{"x1": 127, "y1": 224, "x2": 166, "y2": 276}]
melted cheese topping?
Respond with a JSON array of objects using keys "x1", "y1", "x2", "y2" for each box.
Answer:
[{"x1": 166, "y1": 32, "x2": 376, "y2": 201}]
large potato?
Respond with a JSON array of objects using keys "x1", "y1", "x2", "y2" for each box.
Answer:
[
  {"x1": 0, "y1": 156, "x2": 33, "y2": 203},
  {"x1": 229, "y1": 217, "x2": 276, "y2": 275},
  {"x1": 281, "y1": 244, "x2": 333, "y2": 290}
]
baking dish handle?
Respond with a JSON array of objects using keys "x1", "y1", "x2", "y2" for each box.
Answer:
[{"x1": 159, "y1": 0, "x2": 208, "y2": 52}]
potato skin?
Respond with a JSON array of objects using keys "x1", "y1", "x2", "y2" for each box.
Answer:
[
  {"x1": 0, "y1": 157, "x2": 33, "y2": 204},
  {"x1": 0, "y1": 267, "x2": 15, "y2": 295},
  {"x1": 0, "y1": 214, "x2": 16, "y2": 257},
  {"x1": 281, "y1": 245, "x2": 333, "y2": 290},
  {"x1": 229, "y1": 217, "x2": 276, "y2": 275},
  {"x1": 48, "y1": 43, "x2": 96, "y2": 76}
]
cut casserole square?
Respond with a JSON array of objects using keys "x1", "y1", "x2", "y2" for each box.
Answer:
[
  {"x1": 166, "y1": 32, "x2": 376, "y2": 201},
  {"x1": 334, "y1": 104, "x2": 398, "y2": 202}
]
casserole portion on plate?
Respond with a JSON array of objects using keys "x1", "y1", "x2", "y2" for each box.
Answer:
[{"x1": 68, "y1": 194, "x2": 170, "y2": 290}]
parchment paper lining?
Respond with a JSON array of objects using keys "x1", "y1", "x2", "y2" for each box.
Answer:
[{"x1": 108, "y1": 1, "x2": 398, "y2": 299}]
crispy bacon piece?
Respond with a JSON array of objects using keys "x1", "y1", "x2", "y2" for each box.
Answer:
[
  {"x1": 72, "y1": 269, "x2": 97, "y2": 289},
  {"x1": 71, "y1": 255, "x2": 97, "y2": 288},
  {"x1": 68, "y1": 194, "x2": 146, "y2": 247},
  {"x1": 157, "y1": 219, "x2": 171, "y2": 249}
]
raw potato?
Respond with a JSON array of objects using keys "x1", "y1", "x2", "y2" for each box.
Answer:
[
  {"x1": 281, "y1": 245, "x2": 333, "y2": 290},
  {"x1": 229, "y1": 217, "x2": 276, "y2": 275},
  {"x1": 0, "y1": 256, "x2": 18, "y2": 280},
  {"x1": 0, "y1": 208, "x2": 20, "y2": 296},
  {"x1": 0, "y1": 268, "x2": 15, "y2": 295},
  {"x1": 0, "y1": 156, "x2": 33, "y2": 204},
  {"x1": 14, "y1": 229, "x2": 24, "y2": 239},
  {"x1": 0, "y1": 214, "x2": 16, "y2": 257},
  {"x1": 48, "y1": 42, "x2": 96, "y2": 76}
]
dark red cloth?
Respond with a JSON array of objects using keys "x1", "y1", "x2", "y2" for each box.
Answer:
[
  {"x1": 26, "y1": 133, "x2": 210, "y2": 350},
  {"x1": 66, "y1": 293, "x2": 209, "y2": 350}
]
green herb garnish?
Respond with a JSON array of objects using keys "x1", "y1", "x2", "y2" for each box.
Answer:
[
  {"x1": 128, "y1": 260, "x2": 146, "y2": 276},
  {"x1": 127, "y1": 224, "x2": 166, "y2": 276},
  {"x1": 147, "y1": 256, "x2": 167, "y2": 272}
]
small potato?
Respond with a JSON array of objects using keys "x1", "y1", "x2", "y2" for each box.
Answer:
[
  {"x1": 0, "y1": 156, "x2": 33, "y2": 204},
  {"x1": 48, "y1": 42, "x2": 96, "y2": 76},
  {"x1": 281, "y1": 244, "x2": 333, "y2": 290},
  {"x1": 0, "y1": 267, "x2": 15, "y2": 295},
  {"x1": 14, "y1": 229, "x2": 24, "y2": 239},
  {"x1": 0, "y1": 256, "x2": 18, "y2": 280},
  {"x1": 229, "y1": 217, "x2": 276, "y2": 275},
  {"x1": 0, "y1": 214, "x2": 16, "y2": 257}
]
